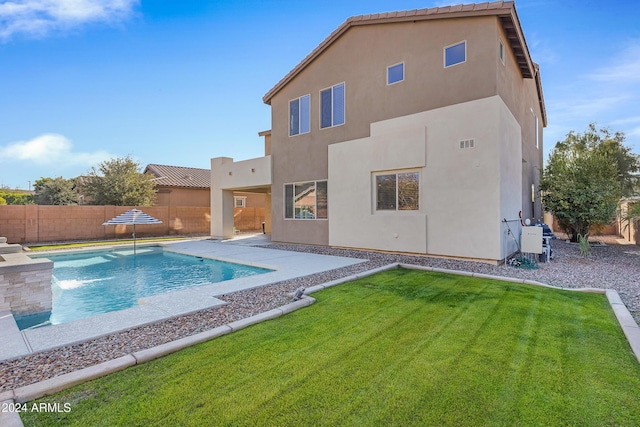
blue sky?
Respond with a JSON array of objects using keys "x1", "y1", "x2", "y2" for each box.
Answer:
[{"x1": 1, "y1": 0, "x2": 639, "y2": 190}]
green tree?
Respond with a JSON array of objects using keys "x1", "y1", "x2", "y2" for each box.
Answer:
[
  {"x1": 33, "y1": 177, "x2": 78, "y2": 205},
  {"x1": 540, "y1": 124, "x2": 640, "y2": 242},
  {"x1": 82, "y1": 156, "x2": 156, "y2": 206},
  {"x1": 0, "y1": 196, "x2": 6, "y2": 205},
  {"x1": 572, "y1": 123, "x2": 640, "y2": 196},
  {"x1": 0, "y1": 190, "x2": 34, "y2": 205}
]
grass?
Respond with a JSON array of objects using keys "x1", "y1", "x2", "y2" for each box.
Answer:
[
  {"x1": 21, "y1": 269, "x2": 640, "y2": 426},
  {"x1": 26, "y1": 237, "x2": 187, "y2": 251}
]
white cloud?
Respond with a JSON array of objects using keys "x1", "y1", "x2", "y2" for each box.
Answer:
[
  {"x1": 627, "y1": 126, "x2": 640, "y2": 137},
  {"x1": 0, "y1": 133, "x2": 113, "y2": 166},
  {"x1": 588, "y1": 41, "x2": 640, "y2": 83},
  {"x1": 0, "y1": 0, "x2": 138, "y2": 41},
  {"x1": 611, "y1": 116, "x2": 640, "y2": 127}
]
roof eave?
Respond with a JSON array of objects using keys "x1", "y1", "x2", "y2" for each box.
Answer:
[
  {"x1": 499, "y1": 5, "x2": 534, "y2": 79},
  {"x1": 534, "y1": 63, "x2": 548, "y2": 127},
  {"x1": 155, "y1": 184, "x2": 210, "y2": 190}
]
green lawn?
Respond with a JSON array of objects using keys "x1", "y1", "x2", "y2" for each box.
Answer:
[{"x1": 21, "y1": 269, "x2": 640, "y2": 426}]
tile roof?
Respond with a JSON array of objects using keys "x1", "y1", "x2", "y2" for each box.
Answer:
[
  {"x1": 263, "y1": 1, "x2": 537, "y2": 107},
  {"x1": 144, "y1": 164, "x2": 210, "y2": 189}
]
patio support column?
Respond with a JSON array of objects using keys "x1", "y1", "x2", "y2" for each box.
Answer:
[
  {"x1": 264, "y1": 192, "x2": 272, "y2": 234},
  {"x1": 211, "y1": 188, "x2": 234, "y2": 239},
  {"x1": 211, "y1": 155, "x2": 272, "y2": 239}
]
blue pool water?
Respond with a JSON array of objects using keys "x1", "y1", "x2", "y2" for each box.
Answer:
[{"x1": 17, "y1": 247, "x2": 271, "y2": 329}]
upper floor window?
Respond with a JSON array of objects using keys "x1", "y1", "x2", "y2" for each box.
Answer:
[
  {"x1": 387, "y1": 62, "x2": 404, "y2": 85},
  {"x1": 284, "y1": 180, "x2": 328, "y2": 219},
  {"x1": 375, "y1": 171, "x2": 419, "y2": 211},
  {"x1": 499, "y1": 40, "x2": 505, "y2": 64},
  {"x1": 289, "y1": 94, "x2": 310, "y2": 136},
  {"x1": 444, "y1": 41, "x2": 466, "y2": 68},
  {"x1": 320, "y1": 83, "x2": 345, "y2": 129}
]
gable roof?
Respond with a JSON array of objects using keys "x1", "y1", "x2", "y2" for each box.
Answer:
[
  {"x1": 263, "y1": 1, "x2": 536, "y2": 103},
  {"x1": 144, "y1": 164, "x2": 210, "y2": 189}
]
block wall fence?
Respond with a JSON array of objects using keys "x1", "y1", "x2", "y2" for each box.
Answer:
[
  {"x1": 0, "y1": 205, "x2": 211, "y2": 244},
  {"x1": 0, "y1": 205, "x2": 266, "y2": 244}
]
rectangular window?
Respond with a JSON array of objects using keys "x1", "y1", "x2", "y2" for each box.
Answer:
[
  {"x1": 284, "y1": 181, "x2": 328, "y2": 219},
  {"x1": 535, "y1": 115, "x2": 539, "y2": 149},
  {"x1": 376, "y1": 174, "x2": 397, "y2": 210},
  {"x1": 531, "y1": 108, "x2": 539, "y2": 149},
  {"x1": 376, "y1": 171, "x2": 419, "y2": 211},
  {"x1": 316, "y1": 181, "x2": 328, "y2": 219},
  {"x1": 320, "y1": 83, "x2": 345, "y2": 129},
  {"x1": 234, "y1": 196, "x2": 246, "y2": 208},
  {"x1": 289, "y1": 94, "x2": 310, "y2": 136},
  {"x1": 459, "y1": 139, "x2": 475, "y2": 149},
  {"x1": 284, "y1": 184, "x2": 294, "y2": 219},
  {"x1": 499, "y1": 40, "x2": 505, "y2": 64},
  {"x1": 387, "y1": 62, "x2": 404, "y2": 85},
  {"x1": 444, "y1": 41, "x2": 466, "y2": 67}
]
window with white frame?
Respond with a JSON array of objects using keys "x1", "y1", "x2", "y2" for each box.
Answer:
[
  {"x1": 387, "y1": 62, "x2": 404, "y2": 85},
  {"x1": 535, "y1": 114, "x2": 539, "y2": 149},
  {"x1": 444, "y1": 41, "x2": 466, "y2": 67},
  {"x1": 499, "y1": 39, "x2": 505, "y2": 64},
  {"x1": 375, "y1": 171, "x2": 419, "y2": 211},
  {"x1": 284, "y1": 181, "x2": 328, "y2": 219},
  {"x1": 289, "y1": 94, "x2": 310, "y2": 136},
  {"x1": 320, "y1": 83, "x2": 345, "y2": 129},
  {"x1": 459, "y1": 139, "x2": 475, "y2": 149},
  {"x1": 234, "y1": 196, "x2": 246, "y2": 208},
  {"x1": 531, "y1": 108, "x2": 539, "y2": 149}
]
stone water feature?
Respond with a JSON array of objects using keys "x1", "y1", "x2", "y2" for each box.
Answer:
[{"x1": 0, "y1": 237, "x2": 53, "y2": 316}]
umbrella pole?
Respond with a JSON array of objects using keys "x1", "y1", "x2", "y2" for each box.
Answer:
[{"x1": 133, "y1": 223, "x2": 137, "y2": 255}]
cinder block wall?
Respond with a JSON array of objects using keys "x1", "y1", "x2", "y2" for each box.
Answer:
[
  {"x1": 0, "y1": 205, "x2": 211, "y2": 244},
  {"x1": 234, "y1": 208, "x2": 266, "y2": 231}
]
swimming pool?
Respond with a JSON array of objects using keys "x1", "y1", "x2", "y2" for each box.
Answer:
[{"x1": 18, "y1": 247, "x2": 271, "y2": 329}]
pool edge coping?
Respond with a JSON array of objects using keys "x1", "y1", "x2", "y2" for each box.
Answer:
[{"x1": 3, "y1": 262, "x2": 639, "y2": 426}]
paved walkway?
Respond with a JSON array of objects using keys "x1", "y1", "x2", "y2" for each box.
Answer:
[{"x1": 0, "y1": 239, "x2": 365, "y2": 361}]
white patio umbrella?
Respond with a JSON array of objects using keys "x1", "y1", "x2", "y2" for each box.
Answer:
[{"x1": 102, "y1": 208, "x2": 163, "y2": 254}]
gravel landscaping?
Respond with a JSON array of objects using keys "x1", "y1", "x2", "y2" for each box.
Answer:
[{"x1": 1, "y1": 237, "x2": 638, "y2": 394}]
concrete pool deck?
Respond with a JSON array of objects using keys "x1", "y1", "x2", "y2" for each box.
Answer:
[{"x1": 0, "y1": 239, "x2": 366, "y2": 361}]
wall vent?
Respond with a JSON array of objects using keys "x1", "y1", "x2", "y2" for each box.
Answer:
[{"x1": 459, "y1": 139, "x2": 475, "y2": 149}]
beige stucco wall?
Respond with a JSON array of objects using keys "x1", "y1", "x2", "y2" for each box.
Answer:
[
  {"x1": 495, "y1": 24, "x2": 544, "y2": 221},
  {"x1": 268, "y1": 16, "x2": 528, "y2": 247},
  {"x1": 211, "y1": 156, "x2": 272, "y2": 238},
  {"x1": 328, "y1": 122, "x2": 427, "y2": 254},
  {"x1": 329, "y1": 96, "x2": 521, "y2": 261},
  {"x1": 212, "y1": 156, "x2": 272, "y2": 191}
]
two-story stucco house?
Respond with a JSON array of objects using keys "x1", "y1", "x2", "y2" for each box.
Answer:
[{"x1": 211, "y1": 1, "x2": 546, "y2": 263}]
